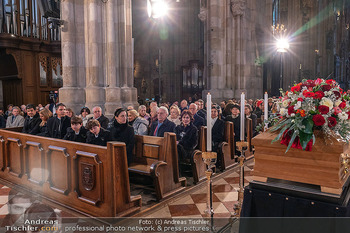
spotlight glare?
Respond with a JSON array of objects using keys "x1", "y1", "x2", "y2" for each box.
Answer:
[
  {"x1": 276, "y1": 38, "x2": 290, "y2": 53},
  {"x1": 147, "y1": 0, "x2": 169, "y2": 19}
]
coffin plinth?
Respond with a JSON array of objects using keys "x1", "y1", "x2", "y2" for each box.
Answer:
[{"x1": 252, "y1": 131, "x2": 350, "y2": 195}]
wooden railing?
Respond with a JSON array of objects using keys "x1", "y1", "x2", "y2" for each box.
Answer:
[
  {"x1": 0, "y1": 128, "x2": 141, "y2": 217},
  {"x1": 0, "y1": 0, "x2": 60, "y2": 41}
]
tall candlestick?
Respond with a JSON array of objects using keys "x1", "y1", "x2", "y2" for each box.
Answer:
[
  {"x1": 264, "y1": 92, "x2": 268, "y2": 130},
  {"x1": 240, "y1": 92, "x2": 245, "y2": 141},
  {"x1": 207, "y1": 93, "x2": 212, "y2": 151}
]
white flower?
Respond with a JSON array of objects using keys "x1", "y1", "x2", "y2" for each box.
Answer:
[
  {"x1": 294, "y1": 101, "x2": 302, "y2": 110},
  {"x1": 338, "y1": 112, "x2": 348, "y2": 121},
  {"x1": 335, "y1": 99, "x2": 342, "y2": 107},
  {"x1": 280, "y1": 108, "x2": 287, "y2": 116},
  {"x1": 324, "y1": 91, "x2": 333, "y2": 96},
  {"x1": 291, "y1": 113, "x2": 295, "y2": 117},
  {"x1": 320, "y1": 97, "x2": 334, "y2": 109},
  {"x1": 282, "y1": 100, "x2": 290, "y2": 108}
]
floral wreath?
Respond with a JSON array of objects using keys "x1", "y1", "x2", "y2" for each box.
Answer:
[{"x1": 270, "y1": 78, "x2": 350, "y2": 152}]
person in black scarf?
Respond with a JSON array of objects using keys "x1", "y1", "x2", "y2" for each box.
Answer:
[
  {"x1": 175, "y1": 110, "x2": 198, "y2": 161},
  {"x1": 108, "y1": 108, "x2": 135, "y2": 165}
]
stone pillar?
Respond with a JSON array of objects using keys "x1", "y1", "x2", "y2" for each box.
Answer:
[
  {"x1": 59, "y1": 0, "x2": 86, "y2": 113},
  {"x1": 84, "y1": 0, "x2": 106, "y2": 112},
  {"x1": 104, "y1": 0, "x2": 137, "y2": 117},
  {"x1": 60, "y1": 0, "x2": 137, "y2": 117},
  {"x1": 231, "y1": 0, "x2": 246, "y2": 98},
  {"x1": 201, "y1": 0, "x2": 263, "y2": 102}
]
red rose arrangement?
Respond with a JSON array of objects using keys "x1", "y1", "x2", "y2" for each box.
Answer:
[{"x1": 271, "y1": 78, "x2": 350, "y2": 152}]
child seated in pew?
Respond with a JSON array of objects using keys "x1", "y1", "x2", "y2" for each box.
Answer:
[
  {"x1": 85, "y1": 119, "x2": 111, "y2": 146},
  {"x1": 63, "y1": 116, "x2": 87, "y2": 143}
]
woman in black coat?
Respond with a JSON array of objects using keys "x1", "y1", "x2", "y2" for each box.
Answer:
[
  {"x1": 36, "y1": 108, "x2": 52, "y2": 136},
  {"x1": 108, "y1": 108, "x2": 135, "y2": 165},
  {"x1": 211, "y1": 105, "x2": 225, "y2": 153},
  {"x1": 175, "y1": 110, "x2": 198, "y2": 161}
]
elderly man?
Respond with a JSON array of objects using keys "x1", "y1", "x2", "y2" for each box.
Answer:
[
  {"x1": 149, "y1": 106, "x2": 175, "y2": 137},
  {"x1": 6, "y1": 106, "x2": 25, "y2": 128},
  {"x1": 180, "y1": 99, "x2": 188, "y2": 112},
  {"x1": 89, "y1": 106, "x2": 109, "y2": 129},
  {"x1": 188, "y1": 103, "x2": 205, "y2": 130}
]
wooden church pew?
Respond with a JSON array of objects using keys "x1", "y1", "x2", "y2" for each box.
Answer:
[
  {"x1": 128, "y1": 132, "x2": 187, "y2": 200},
  {"x1": 0, "y1": 128, "x2": 141, "y2": 217}
]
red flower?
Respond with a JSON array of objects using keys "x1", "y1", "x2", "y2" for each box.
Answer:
[
  {"x1": 333, "y1": 91, "x2": 341, "y2": 99},
  {"x1": 347, "y1": 111, "x2": 350, "y2": 120},
  {"x1": 303, "y1": 91, "x2": 315, "y2": 98},
  {"x1": 312, "y1": 114, "x2": 325, "y2": 126},
  {"x1": 322, "y1": 85, "x2": 331, "y2": 91},
  {"x1": 288, "y1": 106, "x2": 295, "y2": 115},
  {"x1": 291, "y1": 85, "x2": 301, "y2": 93},
  {"x1": 339, "y1": 101, "x2": 346, "y2": 109},
  {"x1": 304, "y1": 80, "x2": 316, "y2": 88},
  {"x1": 326, "y1": 79, "x2": 335, "y2": 85},
  {"x1": 318, "y1": 105, "x2": 329, "y2": 114},
  {"x1": 313, "y1": 91, "x2": 325, "y2": 99},
  {"x1": 297, "y1": 97, "x2": 303, "y2": 102},
  {"x1": 328, "y1": 117, "x2": 337, "y2": 128}
]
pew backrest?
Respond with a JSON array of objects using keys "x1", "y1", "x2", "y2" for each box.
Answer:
[{"x1": 0, "y1": 128, "x2": 141, "y2": 217}]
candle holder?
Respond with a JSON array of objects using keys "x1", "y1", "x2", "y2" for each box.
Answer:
[
  {"x1": 233, "y1": 141, "x2": 248, "y2": 217},
  {"x1": 202, "y1": 151, "x2": 217, "y2": 231}
]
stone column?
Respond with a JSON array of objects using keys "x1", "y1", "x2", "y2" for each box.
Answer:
[
  {"x1": 231, "y1": 0, "x2": 246, "y2": 98},
  {"x1": 60, "y1": 0, "x2": 137, "y2": 117},
  {"x1": 201, "y1": 0, "x2": 234, "y2": 103},
  {"x1": 104, "y1": 0, "x2": 121, "y2": 116},
  {"x1": 201, "y1": 0, "x2": 263, "y2": 101},
  {"x1": 59, "y1": 0, "x2": 86, "y2": 113},
  {"x1": 84, "y1": 0, "x2": 106, "y2": 112},
  {"x1": 105, "y1": 0, "x2": 137, "y2": 117}
]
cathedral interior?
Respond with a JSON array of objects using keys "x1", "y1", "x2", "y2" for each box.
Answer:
[
  {"x1": 0, "y1": 0, "x2": 348, "y2": 110},
  {"x1": 0, "y1": 1, "x2": 349, "y2": 231}
]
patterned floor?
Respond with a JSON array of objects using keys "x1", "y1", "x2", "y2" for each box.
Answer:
[
  {"x1": 0, "y1": 159, "x2": 254, "y2": 232},
  {"x1": 143, "y1": 162, "x2": 254, "y2": 218}
]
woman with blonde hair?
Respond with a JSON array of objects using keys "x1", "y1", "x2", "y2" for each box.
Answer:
[
  {"x1": 127, "y1": 109, "x2": 149, "y2": 135},
  {"x1": 167, "y1": 105, "x2": 181, "y2": 126},
  {"x1": 37, "y1": 108, "x2": 52, "y2": 136}
]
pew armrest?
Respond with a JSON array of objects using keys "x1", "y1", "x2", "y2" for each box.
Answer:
[{"x1": 150, "y1": 160, "x2": 167, "y2": 177}]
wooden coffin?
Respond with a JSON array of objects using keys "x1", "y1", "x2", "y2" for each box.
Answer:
[{"x1": 252, "y1": 131, "x2": 350, "y2": 195}]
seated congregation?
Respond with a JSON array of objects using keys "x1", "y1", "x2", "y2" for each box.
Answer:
[{"x1": 0, "y1": 100, "x2": 256, "y2": 217}]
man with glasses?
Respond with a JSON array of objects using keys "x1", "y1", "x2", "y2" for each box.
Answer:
[{"x1": 89, "y1": 106, "x2": 109, "y2": 129}]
